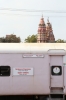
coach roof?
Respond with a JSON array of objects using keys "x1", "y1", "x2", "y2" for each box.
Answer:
[{"x1": 0, "y1": 43, "x2": 66, "y2": 53}]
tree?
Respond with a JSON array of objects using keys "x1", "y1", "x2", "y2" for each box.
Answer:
[
  {"x1": 25, "y1": 34, "x2": 66, "y2": 43},
  {"x1": 0, "y1": 34, "x2": 21, "y2": 43},
  {"x1": 0, "y1": 37, "x2": 6, "y2": 43},
  {"x1": 24, "y1": 34, "x2": 37, "y2": 43},
  {"x1": 56, "y1": 39, "x2": 66, "y2": 43}
]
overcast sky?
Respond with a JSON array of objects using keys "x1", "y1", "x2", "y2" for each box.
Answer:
[{"x1": 0, "y1": 0, "x2": 66, "y2": 42}]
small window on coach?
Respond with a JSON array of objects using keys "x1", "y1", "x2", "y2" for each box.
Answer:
[
  {"x1": 51, "y1": 66, "x2": 62, "y2": 75},
  {"x1": 0, "y1": 66, "x2": 10, "y2": 76}
]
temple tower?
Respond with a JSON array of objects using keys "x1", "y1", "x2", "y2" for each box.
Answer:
[
  {"x1": 37, "y1": 16, "x2": 55, "y2": 43},
  {"x1": 46, "y1": 18, "x2": 55, "y2": 42},
  {"x1": 37, "y1": 15, "x2": 46, "y2": 43}
]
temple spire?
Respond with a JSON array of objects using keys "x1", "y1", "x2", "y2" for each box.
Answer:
[
  {"x1": 37, "y1": 15, "x2": 55, "y2": 43},
  {"x1": 47, "y1": 17, "x2": 49, "y2": 23},
  {"x1": 41, "y1": 11, "x2": 43, "y2": 18}
]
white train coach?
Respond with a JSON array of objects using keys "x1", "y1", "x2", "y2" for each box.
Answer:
[{"x1": 0, "y1": 43, "x2": 66, "y2": 100}]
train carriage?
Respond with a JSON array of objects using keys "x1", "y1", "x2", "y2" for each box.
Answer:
[{"x1": 0, "y1": 43, "x2": 66, "y2": 100}]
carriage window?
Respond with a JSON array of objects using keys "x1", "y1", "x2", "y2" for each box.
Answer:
[
  {"x1": 0, "y1": 66, "x2": 10, "y2": 76},
  {"x1": 51, "y1": 66, "x2": 62, "y2": 75}
]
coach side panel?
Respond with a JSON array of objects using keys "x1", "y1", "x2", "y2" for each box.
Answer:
[
  {"x1": 0, "y1": 53, "x2": 50, "y2": 95},
  {"x1": 63, "y1": 55, "x2": 66, "y2": 94}
]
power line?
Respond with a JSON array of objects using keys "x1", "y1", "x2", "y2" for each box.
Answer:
[
  {"x1": 0, "y1": 7, "x2": 66, "y2": 13},
  {"x1": 0, "y1": 8, "x2": 66, "y2": 18},
  {"x1": 0, "y1": 13, "x2": 66, "y2": 18}
]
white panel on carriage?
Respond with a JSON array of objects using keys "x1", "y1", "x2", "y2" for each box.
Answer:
[
  {"x1": 63, "y1": 55, "x2": 66, "y2": 63},
  {"x1": 63, "y1": 55, "x2": 66, "y2": 94},
  {"x1": 0, "y1": 43, "x2": 65, "y2": 53},
  {"x1": 48, "y1": 49, "x2": 66, "y2": 55},
  {"x1": 0, "y1": 53, "x2": 50, "y2": 95},
  {"x1": 22, "y1": 54, "x2": 44, "y2": 58},
  {"x1": 50, "y1": 55, "x2": 63, "y2": 88},
  {"x1": 13, "y1": 68, "x2": 33, "y2": 76}
]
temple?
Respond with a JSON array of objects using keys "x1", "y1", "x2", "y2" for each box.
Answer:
[{"x1": 37, "y1": 16, "x2": 55, "y2": 43}]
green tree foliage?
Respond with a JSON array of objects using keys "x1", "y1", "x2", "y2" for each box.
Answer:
[
  {"x1": 0, "y1": 34, "x2": 21, "y2": 43},
  {"x1": 24, "y1": 34, "x2": 66, "y2": 43},
  {"x1": 56, "y1": 39, "x2": 66, "y2": 43},
  {"x1": 24, "y1": 34, "x2": 37, "y2": 43}
]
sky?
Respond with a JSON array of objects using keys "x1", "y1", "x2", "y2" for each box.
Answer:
[{"x1": 0, "y1": 0, "x2": 66, "y2": 42}]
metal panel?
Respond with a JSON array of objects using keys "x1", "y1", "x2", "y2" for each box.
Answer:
[
  {"x1": 13, "y1": 68, "x2": 33, "y2": 76},
  {"x1": 0, "y1": 54, "x2": 50, "y2": 95},
  {"x1": 50, "y1": 55, "x2": 63, "y2": 88},
  {"x1": 48, "y1": 49, "x2": 66, "y2": 55},
  {"x1": 0, "y1": 43, "x2": 65, "y2": 53},
  {"x1": 63, "y1": 55, "x2": 66, "y2": 94}
]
